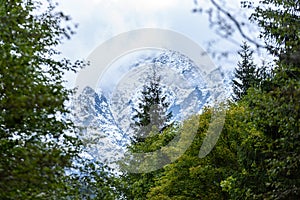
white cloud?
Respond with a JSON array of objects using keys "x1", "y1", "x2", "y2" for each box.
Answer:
[
  {"x1": 57, "y1": 0, "x2": 217, "y2": 88},
  {"x1": 88, "y1": 0, "x2": 181, "y2": 12},
  {"x1": 58, "y1": 0, "x2": 199, "y2": 59}
]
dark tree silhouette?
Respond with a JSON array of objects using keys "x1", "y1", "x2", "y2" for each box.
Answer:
[
  {"x1": 232, "y1": 41, "x2": 258, "y2": 101},
  {"x1": 131, "y1": 67, "x2": 172, "y2": 143}
]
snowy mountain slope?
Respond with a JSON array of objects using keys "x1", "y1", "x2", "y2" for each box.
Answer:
[
  {"x1": 72, "y1": 86, "x2": 128, "y2": 164},
  {"x1": 72, "y1": 50, "x2": 232, "y2": 166}
]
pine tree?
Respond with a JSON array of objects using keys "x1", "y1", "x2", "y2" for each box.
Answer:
[
  {"x1": 232, "y1": 41, "x2": 258, "y2": 101},
  {"x1": 131, "y1": 67, "x2": 172, "y2": 143},
  {"x1": 117, "y1": 68, "x2": 173, "y2": 199}
]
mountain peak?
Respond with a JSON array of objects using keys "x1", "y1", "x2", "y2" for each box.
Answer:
[{"x1": 72, "y1": 49, "x2": 231, "y2": 169}]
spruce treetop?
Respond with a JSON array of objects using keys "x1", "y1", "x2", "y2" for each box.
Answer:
[{"x1": 131, "y1": 67, "x2": 172, "y2": 143}]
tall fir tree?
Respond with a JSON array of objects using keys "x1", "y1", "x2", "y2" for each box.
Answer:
[
  {"x1": 117, "y1": 67, "x2": 174, "y2": 200},
  {"x1": 232, "y1": 41, "x2": 258, "y2": 101},
  {"x1": 131, "y1": 67, "x2": 172, "y2": 143}
]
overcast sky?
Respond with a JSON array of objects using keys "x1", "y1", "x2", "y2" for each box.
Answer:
[
  {"x1": 58, "y1": 0, "x2": 214, "y2": 58},
  {"x1": 56, "y1": 0, "x2": 266, "y2": 88}
]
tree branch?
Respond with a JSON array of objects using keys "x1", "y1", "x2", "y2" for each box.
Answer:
[{"x1": 199, "y1": 0, "x2": 266, "y2": 49}]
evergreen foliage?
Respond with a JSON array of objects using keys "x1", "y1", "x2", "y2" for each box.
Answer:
[
  {"x1": 232, "y1": 41, "x2": 258, "y2": 101},
  {"x1": 118, "y1": 68, "x2": 175, "y2": 199},
  {"x1": 131, "y1": 67, "x2": 172, "y2": 143}
]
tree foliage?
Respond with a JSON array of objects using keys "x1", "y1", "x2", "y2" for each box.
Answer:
[
  {"x1": 118, "y1": 0, "x2": 300, "y2": 199},
  {"x1": 232, "y1": 41, "x2": 259, "y2": 101},
  {"x1": 5, "y1": 0, "x2": 298, "y2": 199},
  {"x1": 251, "y1": 0, "x2": 300, "y2": 56},
  {"x1": 222, "y1": 0, "x2": 300, "y2": 199},
  {"x1": 147, "y1": 106, "x2": 247, "y2": 199},
  {"x1": 118, "y1": 68, "x2": 175, "y2": 199},
  {"x1": 131, "y1": 68, "x2": 172, "y2": 143},
  {"x1": 0, "y1": 0, "x2": 114, "y2": 199}
]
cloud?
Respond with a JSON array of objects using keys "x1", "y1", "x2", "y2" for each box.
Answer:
[
  {"x1": 89, "y1": 0, "x2": 181, "y2": 12},
  {"x1": 58, "y1": 0, "x2": 196, "y2": 58},
  {"x1": 57, "y1": 0, "x2": 216, "y2": 88}
]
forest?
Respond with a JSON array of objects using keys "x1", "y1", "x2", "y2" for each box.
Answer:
[{"x1": 0, "y1": 0, "x2": 299, "y2": 199}]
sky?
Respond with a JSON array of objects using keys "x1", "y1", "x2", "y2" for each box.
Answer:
[
  {"x1": 58, "y1": 0, "x2": 213, "y2": 60},
  {"x1": 56, "y1": 0, "x2": 265, "y2": 89}
]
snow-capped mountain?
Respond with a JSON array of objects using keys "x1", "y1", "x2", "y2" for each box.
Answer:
[
  {"x1": 72, "y1": 86, "x2": 128, "y2": 165},
  {"x1": 72, "y1": 50, "x2": 232, "y2": 166}
]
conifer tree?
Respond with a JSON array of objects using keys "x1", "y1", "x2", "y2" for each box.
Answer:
[
  {"x1": 232, "y1": 41, "x2": 258, "y2": 101},
  {"x1": 131, "y1": 67, "x2": 172, "y2": 143},
  {"x1": 117, "y1": 68, "x2": 174, "y2": 200}
]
